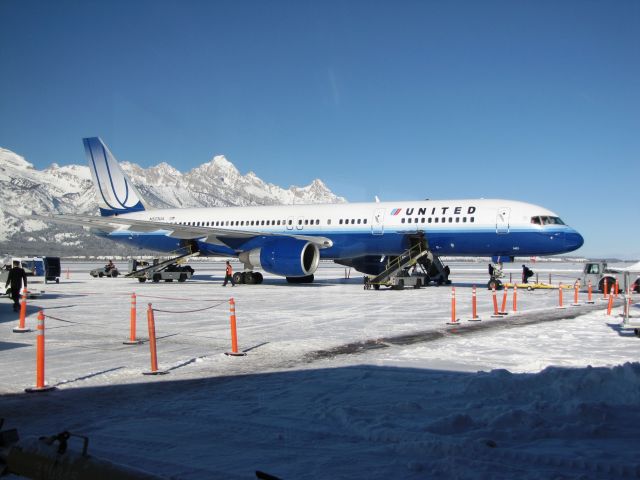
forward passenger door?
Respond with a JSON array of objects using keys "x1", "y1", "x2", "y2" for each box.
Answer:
[{"x1": 372, "y1": 208, "x2": 385, "y2": 235}]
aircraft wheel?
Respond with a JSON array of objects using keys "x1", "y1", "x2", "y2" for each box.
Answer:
[
  {"x1": 599, "y1": 277, "x2": 616, "y2": 293},
  {"x1": 254, "y1": 272, "x2": 263, "y2": 284},
  {"x1": 245, "y1": 272, "x2": 257, "y2": 284},
  {"x1": 232, "y1": 272, "x2": 244, "y2": 284}
]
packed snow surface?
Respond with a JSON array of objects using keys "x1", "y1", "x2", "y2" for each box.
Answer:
[{"x1": 1, "y1": 261, "x2": 639, "y2": 479}]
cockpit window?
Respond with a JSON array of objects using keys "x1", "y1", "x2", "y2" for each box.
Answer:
[{"x1": 532, "y1": 216, "x2": 565, "y2": 225}]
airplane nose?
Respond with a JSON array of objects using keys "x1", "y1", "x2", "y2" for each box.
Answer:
[{"x1": 564, "y1": 230, "x2": 584, "y2": 251}]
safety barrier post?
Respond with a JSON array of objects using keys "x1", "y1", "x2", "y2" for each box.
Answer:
[
  {"x1": 491, "y1": 285, "x2": 507, "y2": 318},
  {"x1": 124, "y1": 292, "x2": 143, "y2": 345},
  {"x1": 447, "y1": 287, "x2": 459, "y2": 325},
  {"x1": 13, "y1": 288, "x2": 31, "y2": 333},
  {"x1": 512, "y1": 285, "x2": 518, "y2": 313},
  {"x1": 500, "y1": 285, "x2": 509, "y2": 315},
  {"x1": 572, "y1": 281, "x2": 580, "y2": 306},
  {"x1": 614, "y1": 279, "x2": 619, "y2": 298},
  {"x1": 603, "y1": 278, "x2": 608, "y2": 300},
  {"x1": 225, "y1": 298, "x2": 246, "y2": 356},
  {"x1": 469, "y1": 285, "x2": 480, "y2": 321},
  {"x1": 491, "y1": 285, "x2": 500, "y2": 317},
  {"x1": 143, "y1": 304, "x2": 167, "y2": 375},
  {"x1": 25, "y1": 311, "x2": 56, "y2": 393},
  {"x1": 606, "y1": 289, "x2": 614, "y2": 316},
  {"x1": 557, "y1": 283, "x2": 566, "y2": 309},
  {"x1": 548, "y1": 273, "x2": 552, "y2": 285},
  {"x1": 65, "y1": 267, "x2": 70, "y2": 280},
  {"x1": 586, "y1": 280, "x2": 594, "y2": 304}
]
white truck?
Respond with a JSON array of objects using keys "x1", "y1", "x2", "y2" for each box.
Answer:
[{"x1": 582, "y1": 261, "x2": 640, "y2": 293}]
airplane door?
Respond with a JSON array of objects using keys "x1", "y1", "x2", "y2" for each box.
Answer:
[
  {"x1": 372, "y1": 208, "x2": 385, "y2": 235},
  {"x1": 287, "y1": 216, "x2": 294, "y2": 230},
  {"x1": 496, "y1": 207, "x2": 510, "y2": 234},
  {"x1": 296, "y1": 216, "x2": 304, "y2": 230}
]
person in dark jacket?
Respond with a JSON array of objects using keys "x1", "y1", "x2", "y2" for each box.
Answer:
[
  {"x1": 522, "y1": 264, "x2": 534, "y2": 284},
  {"x1": 5, "y1": 260, "x2": 27, "y2": 312}
]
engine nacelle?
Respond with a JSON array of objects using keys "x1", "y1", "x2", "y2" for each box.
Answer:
[{"x1": 239, "y1": 237, "x2": 320, "y2": 277}]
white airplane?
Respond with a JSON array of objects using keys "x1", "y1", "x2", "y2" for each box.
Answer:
[{"x1": 36, "y1": 137, "x2": 584, "y2": 284}]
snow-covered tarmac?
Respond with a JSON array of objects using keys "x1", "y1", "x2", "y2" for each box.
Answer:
[{"x1": 1, "y1": 260, "x2": 639, "y2": 479}]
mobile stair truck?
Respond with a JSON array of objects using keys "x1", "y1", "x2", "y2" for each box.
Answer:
[{"x1": 364, "y1": 236, "x2": 451, "y2": 290}]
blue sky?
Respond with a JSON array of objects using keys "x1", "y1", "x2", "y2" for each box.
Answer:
[{"x1": 1, "y1": 0, "x2": 638, "y2": 259}]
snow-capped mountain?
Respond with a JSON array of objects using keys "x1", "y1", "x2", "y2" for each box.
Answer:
[{"x1": 0, "y1": 146, "x2": 345, "y2": 256}]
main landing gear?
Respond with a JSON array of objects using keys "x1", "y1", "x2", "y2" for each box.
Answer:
[
  {"x1": 233, "y1": 271, "x2": 264, "y2": 285},
  {"x1": 232, "y1": 272, "x2": 315, "y2": 285}
]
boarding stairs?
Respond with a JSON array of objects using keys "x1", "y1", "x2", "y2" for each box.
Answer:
[
  {"x1": 365, "y1": 235, "x2": 451, "y2": 289},
  {"x1": 367, "y1": 242, "x2": 430, "y2": 286},
  {"x1": 125, "y1": 246, "x2": 200, "y2": 280}
]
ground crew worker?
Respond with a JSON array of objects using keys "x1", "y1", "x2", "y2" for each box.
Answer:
[
  {"x1": 222, "y1": 260, "x2": 235, "y2": 287},
  {"x1": 5, "y1": 260, "x2": 27, "y2": 312}
]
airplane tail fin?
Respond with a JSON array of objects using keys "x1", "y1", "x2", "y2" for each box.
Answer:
[{"x1": 83, "y1": 137, "x2": 147, "y2": 216}]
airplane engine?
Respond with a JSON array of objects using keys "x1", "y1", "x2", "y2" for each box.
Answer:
[{"x1": 239, "y1": 237, "x2": 320, "y2": 277}]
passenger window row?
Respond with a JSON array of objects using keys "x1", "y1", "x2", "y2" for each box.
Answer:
[
  {"x1": 175, "y1": 218, "x2": 368, "y2": 227},
  {"x1": 174, "y1": 216, "x2": 475, "y2": 228},
  {"x1": 338, "y1": 219, "x2": 368, "y2": 225}
]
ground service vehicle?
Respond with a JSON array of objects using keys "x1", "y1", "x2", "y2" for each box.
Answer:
[
  {"x1": 0, "y1": 256, "x2": 57, "y2": 297},
  {"x1": 127, "y1": 256, "x2": 195, "y2": 283},
  {"x1": 90, "y1": 265, "x2": 119, "y2": 278},
  {"x1": 582, "y1": 261, "x2": 640, "y2": 293}
]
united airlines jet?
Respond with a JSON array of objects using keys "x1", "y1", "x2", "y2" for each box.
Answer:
[{"x1": 36, "y1": 138, "x2": 584, "y2": 284}]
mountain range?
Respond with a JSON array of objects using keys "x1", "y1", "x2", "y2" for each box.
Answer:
[{"x1": 0, "y1": 146, "x2": 345, "y2": 257}]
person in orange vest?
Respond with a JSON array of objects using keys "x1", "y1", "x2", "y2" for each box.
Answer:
[{"x1": 222, "y1": 260, "x2": 235, "y2": 287}]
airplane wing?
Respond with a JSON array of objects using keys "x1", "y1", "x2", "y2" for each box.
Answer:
[{"x1": 32, "y1": 213, "x2": 334, "y2": 249}]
